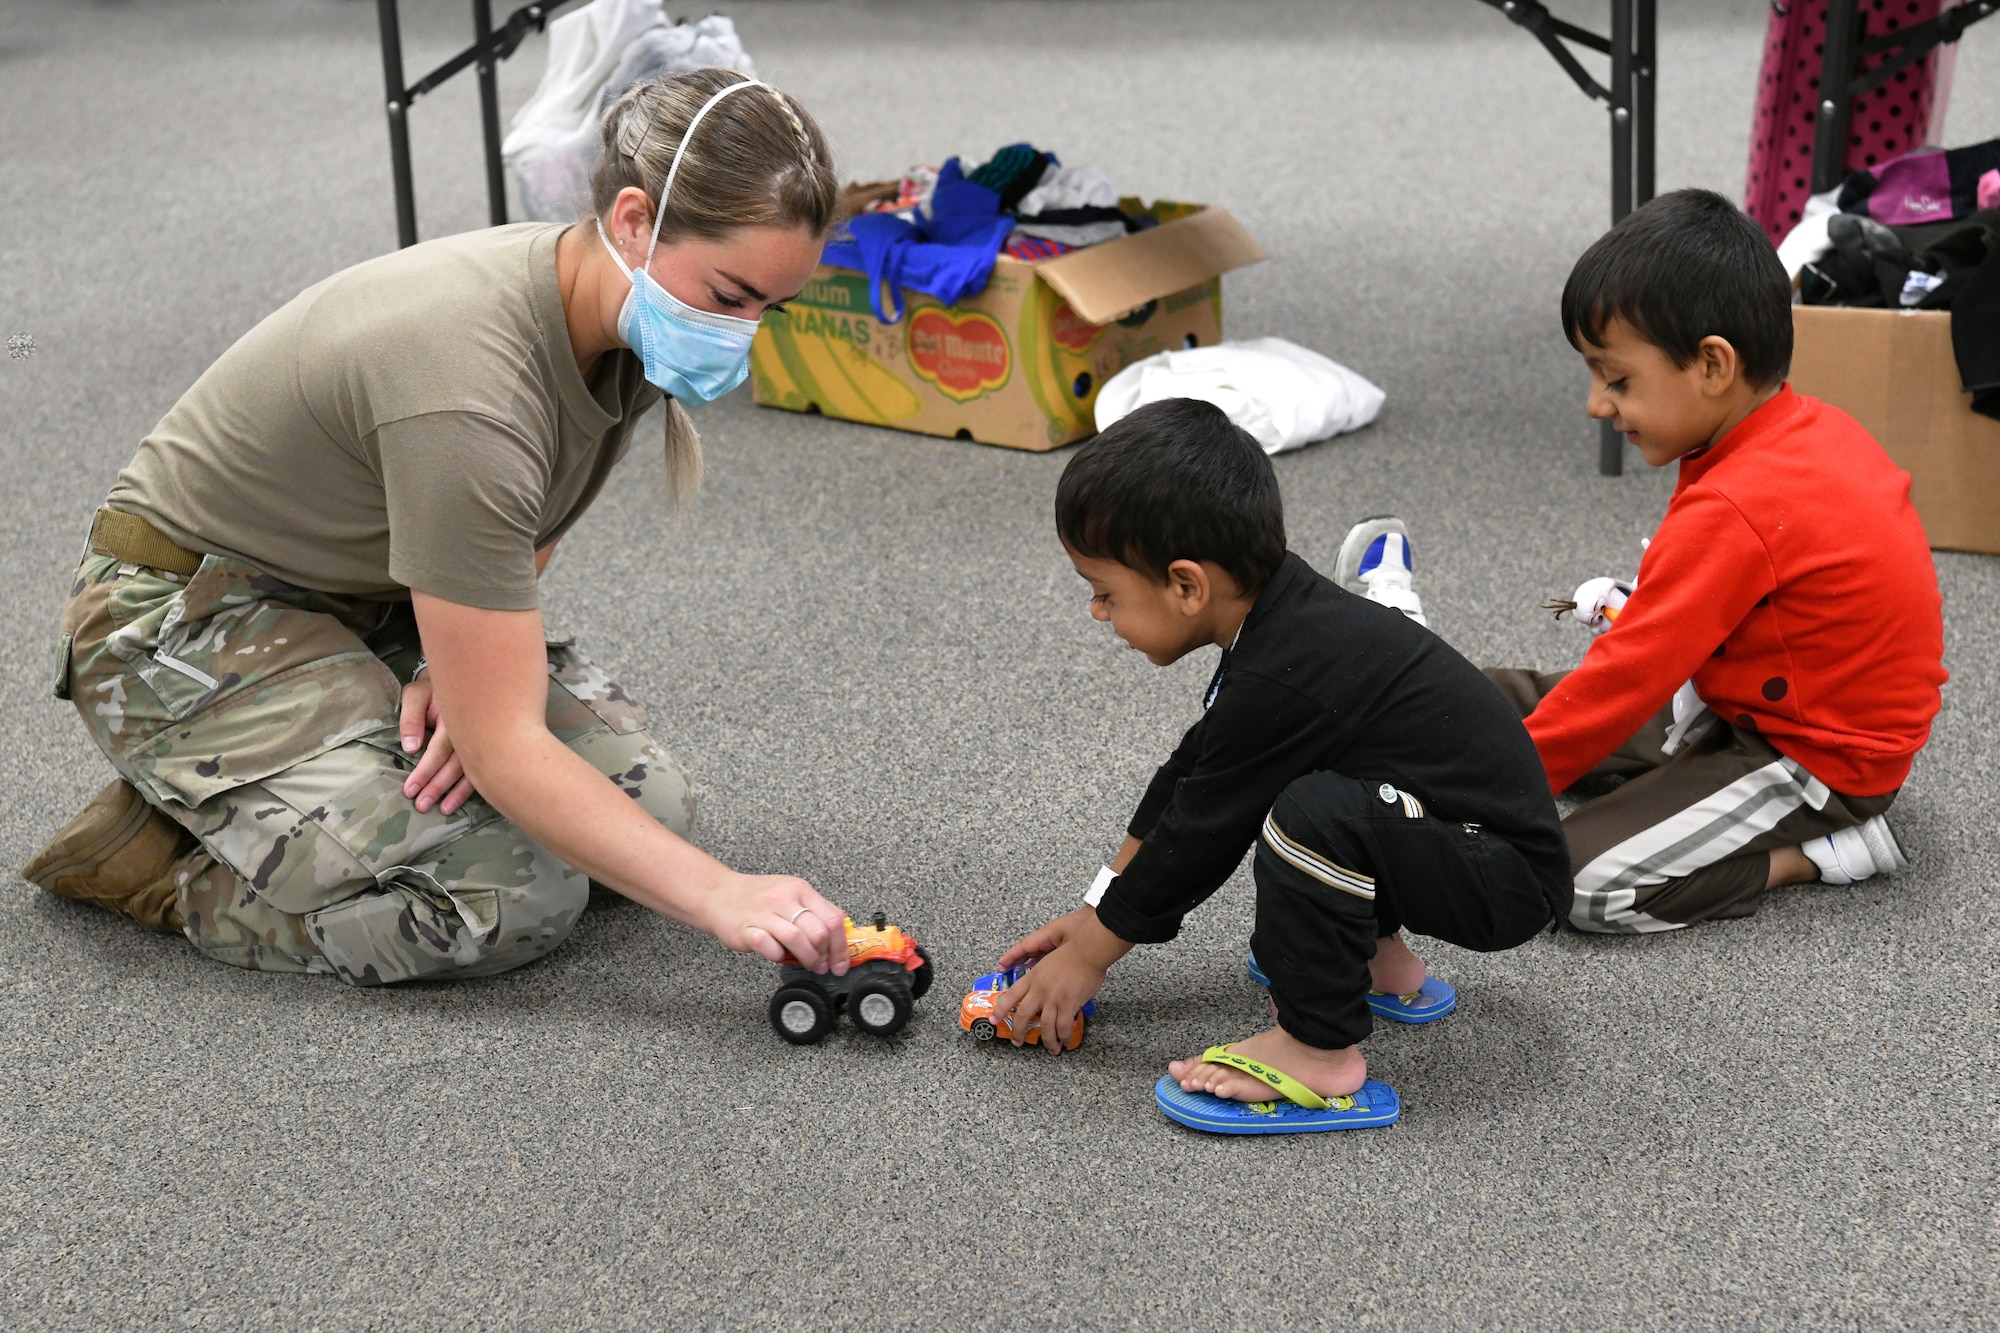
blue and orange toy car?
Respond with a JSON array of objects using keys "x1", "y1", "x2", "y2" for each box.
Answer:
[
  {"x1": 959, "y1": 960, "x2": 1099, "y2": 1051},
  {"x1": 769, "y1": 912, "x2": 933, "y2": 1044}
]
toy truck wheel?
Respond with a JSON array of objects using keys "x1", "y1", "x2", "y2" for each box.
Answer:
[
  {"x1": 849, "y1": 975, "x2": 913, "y2": 1036},
  {"x1": 969, "y1": 1018, "x2": 996, "y2": 1042},
  {"x1": 909, "y1": 945, "x2": 934, "y2": 1000},
  {"x1": 769, "y1": 984, "x2": 835, "y2": 1045}
]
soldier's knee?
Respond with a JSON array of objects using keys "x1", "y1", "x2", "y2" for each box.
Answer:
[
  {"x1": 570, "y1": 730, "x2": 696, "y2": 837},
  {"x1": 499, "y1": 850, "x2": 588, "y2": 931},
  {"x1": 309, "y1": 837, "x2": 587, "y2": 984},
  {"x1": 471, "y1": 847, "x2": 588, "y2": 971}
]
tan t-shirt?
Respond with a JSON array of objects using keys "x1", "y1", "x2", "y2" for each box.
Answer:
[{"x1": 107, "y1": 223, "x2": 660, "y2": 610}]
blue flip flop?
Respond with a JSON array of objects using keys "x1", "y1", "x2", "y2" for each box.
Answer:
[
  {"x1": 1154, "y1": 1046, "x2": 1400, "y2": 1134},
  {"x1": 1246, "y1": 951, "x2": 1456, "y2": 1025},
  {"x1": 1367, "y1": 977, "x2": 1456, "y2": 1024}
]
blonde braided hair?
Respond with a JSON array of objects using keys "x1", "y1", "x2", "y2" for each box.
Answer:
[
  {"x1": 591, "y1": 69, "x2": 836, "y2": 243},
  {"x1": 767, "y1": 87, "x2": 816, "y2": 167}
]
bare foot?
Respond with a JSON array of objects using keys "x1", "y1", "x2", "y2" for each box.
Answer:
[
  {"x1": 1167, "y1": 1026, "x2": 1366, "y2": 1103},
  {"x1": 1369, "y1": 931, "x2": 1427, "y2": 997}
]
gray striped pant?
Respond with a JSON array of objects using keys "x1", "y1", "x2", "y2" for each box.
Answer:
[{"x1": 1486, "y1": 669, "x2": 1896, "y2": 934}]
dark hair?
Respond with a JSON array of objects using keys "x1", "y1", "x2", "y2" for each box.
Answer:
[
  {"x1": 1055, "y1": 398, "x2": 1286, "y2": 594},
  {"x1": 1561, "y1": 188, "x2": 1792, "y2": 387}
]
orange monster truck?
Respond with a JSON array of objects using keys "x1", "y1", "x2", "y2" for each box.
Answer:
[{"x1": 769, "y1": 913, "x2": 934, "y2": 1044}]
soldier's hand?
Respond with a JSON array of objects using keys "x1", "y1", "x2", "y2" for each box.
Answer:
[
  {"x1": 710, "y1": 874, "x2": 849, "y2": 975},
  {"x1": 399, "y1": 675, "x2": 436, "y2": 756},
  {"x1": 400, "y1": 677, "x2": 479, "y2": 815}
]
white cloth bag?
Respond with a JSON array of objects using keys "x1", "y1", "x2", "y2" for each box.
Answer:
[
  {"x1": 1092, "y1": 337, "x2": 1386, "y2": 454},
  {"x1": 501, "y1": 2, "x2": 757, "y2": 223}
]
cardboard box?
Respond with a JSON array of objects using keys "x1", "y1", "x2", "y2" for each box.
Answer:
[
  {"x1": 750, "y1": 201, "x2": 1267, "y2": 451},
  {"x1": 1789, "y1": 304, "x2": 2000, "y2": 555}
]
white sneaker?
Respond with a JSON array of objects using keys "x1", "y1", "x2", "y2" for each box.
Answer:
[
  {"x1": 1800, "y1": 815, "x2": 1910, "y2": 885},
  {"x1": 1335, "y1": 516, "x2": 1427, "y2": 627}
]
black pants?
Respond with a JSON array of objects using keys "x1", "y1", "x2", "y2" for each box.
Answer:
[{"x1": 1248, "y1": 772, "x2": 1556, "y2": 1050}]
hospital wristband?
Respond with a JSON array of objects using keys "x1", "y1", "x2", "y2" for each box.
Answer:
[{"x1": 1083, "y1": 864, "x2": 1117, "y2": 907}]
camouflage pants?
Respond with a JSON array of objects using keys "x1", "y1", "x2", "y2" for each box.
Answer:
[{"x1": 56, "y1": 552, "x2": 695, "y2": 984}]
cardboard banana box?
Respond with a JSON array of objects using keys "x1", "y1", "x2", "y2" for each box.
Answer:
[
  {"x1": 750, "y1": 200, "x2": 1267, "y2": 451},
  {"x1": 1788, "y1": 305, "x2": 2000, "y2": 555}
]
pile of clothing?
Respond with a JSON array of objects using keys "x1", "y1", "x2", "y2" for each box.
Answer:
[
  {"x1": 501, "y1": 0, "x2": 757, "y2": 223},
  {"x1": 827, "y1": 144, "x2": 1154, "y2": 322},
  {"x1": 1779, "y1": 137, "x2": 2000, "y2": 418}
]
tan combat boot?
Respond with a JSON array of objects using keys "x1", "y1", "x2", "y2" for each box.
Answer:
[{"x1": 21, "y1": 778, "x2": 192, "y2": 933}]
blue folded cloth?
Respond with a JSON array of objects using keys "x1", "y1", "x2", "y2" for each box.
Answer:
[{"x1": 822, "y1": 157, "x2": 1019, "y2": 322}]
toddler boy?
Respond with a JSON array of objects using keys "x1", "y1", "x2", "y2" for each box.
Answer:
[
  {"x1": 986, "y1": 398, "x2": 1570, "y2": 1133},
  {"x1": 1481, "y1": 188, "x2": 1946, "y2": 932}
]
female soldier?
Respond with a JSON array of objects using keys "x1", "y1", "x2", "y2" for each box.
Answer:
[{"x1": 24, "y1": 69, "x2": 857, "y2": 984}]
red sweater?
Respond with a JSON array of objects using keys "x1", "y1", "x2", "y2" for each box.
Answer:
[{"x1": 1528, "y1": 387, "x2": 1945, "y2": 797}]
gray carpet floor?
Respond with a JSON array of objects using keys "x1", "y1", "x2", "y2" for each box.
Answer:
[{"x1": 3, "y1": 1, "x2": 1997, "y2": 1327}]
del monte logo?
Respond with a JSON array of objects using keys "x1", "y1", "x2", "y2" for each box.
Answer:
[
  {"x1": 1050, "y1": 299, "x2": 1102, "y2": 352},
  {"x1": 906, "y1": 307, "x2": 1011, "y2": 402}
]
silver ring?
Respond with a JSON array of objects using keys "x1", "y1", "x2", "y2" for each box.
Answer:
[{"x1": 789, "y1": 907, "x2": 810, "y2": 924}]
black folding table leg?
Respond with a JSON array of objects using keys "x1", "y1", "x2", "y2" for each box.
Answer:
[
  {"x1": 376, "y1": 0, "x2": 419, "y2": 248},
  {"x1": 473, "y1": 0, "x2": 509, "y2": 227},
  {"x1": 1634, "y1": 0, "x2": 1656, "y2": 205},
  {"x1": 1812, "y1": 0, "x2": 1864, "y2": 193},
  {"x1": 1609, "y1": 0, "x2": 1634, "y2": 223},
  {"x1": 1599, "y1": 0, "x2": 1635, "y2": 475}
]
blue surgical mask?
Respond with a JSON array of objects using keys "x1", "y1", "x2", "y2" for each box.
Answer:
[{"x1": 597, "y1": 78, "x2": 770, "y2": 404}]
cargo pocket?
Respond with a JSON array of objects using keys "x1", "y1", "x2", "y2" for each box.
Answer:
[
  {"x1": 51, "y1": 633, "x2": 73, "y2": 701},
  {"x1": 137, "y1": 554, "x2": 379, "y2": 724},
  {"x1": 125, "y1": 651, "x2": 402, "y2": 812}
]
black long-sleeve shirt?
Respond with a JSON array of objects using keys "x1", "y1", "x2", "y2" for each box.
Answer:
[{"x1": 1095, "y1": 552, "x2": 1570, "y2": 944}]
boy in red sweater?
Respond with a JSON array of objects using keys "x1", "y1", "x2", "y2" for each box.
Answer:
[{"x1": 1396, "y1": 189, "x2": 1945, "y2": 931}]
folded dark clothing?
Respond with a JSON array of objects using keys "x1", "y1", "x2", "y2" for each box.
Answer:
[
  {"x1": 1952, "y1": 238, "x2": 2000, "y2": 420},
  {"x1": 1911, "y1": 214, "x2": 1999, "y2": 311},
  {"x1": 1890, "y1": 207, "x2": 2000, "y2": 254},
  {"x1": 1800, "y1": 209, "x2": 2000, "y2": 311},
  {"x1": 969, "y1": 144, "x2": 1054, "y2": 212},
  {"x1": 1014, "y1": 204, "x2": 1132, "y2": 228}
]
